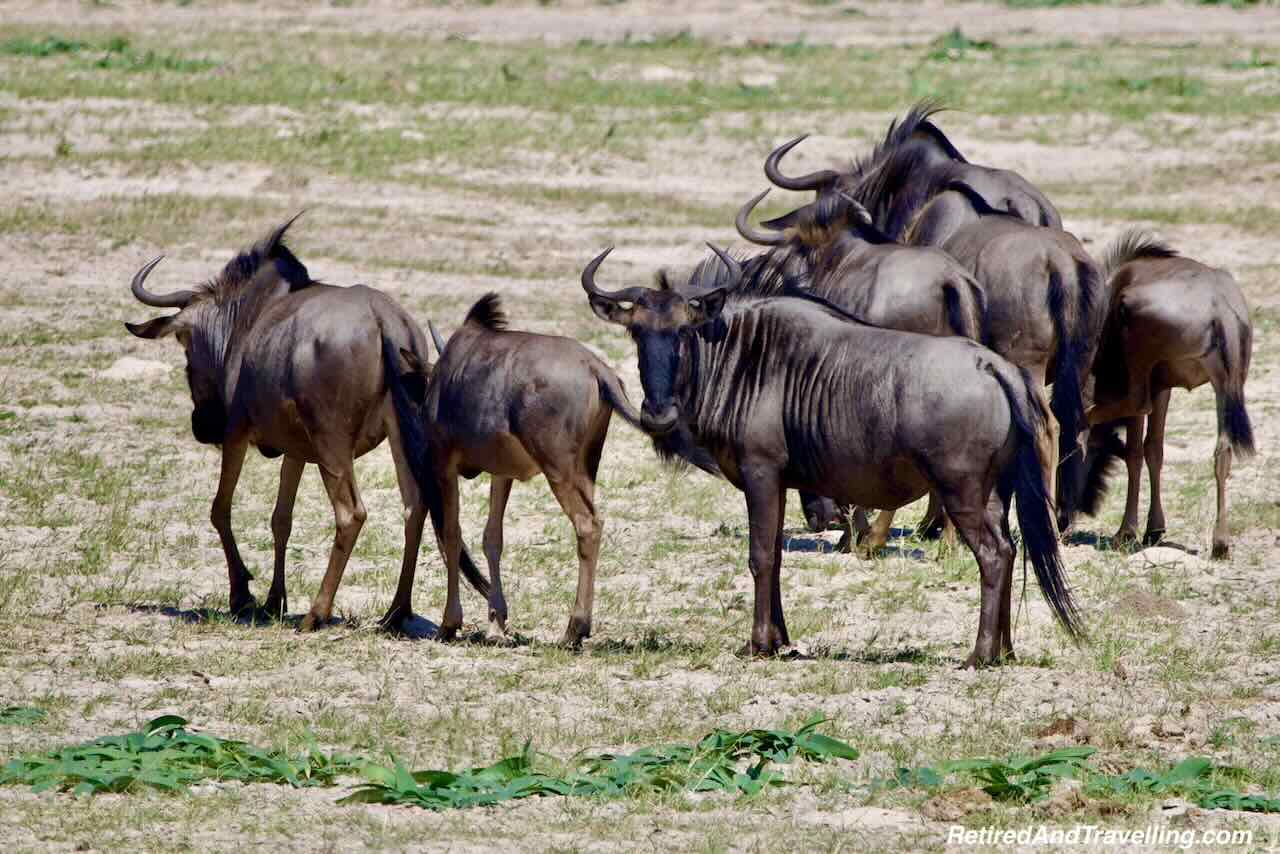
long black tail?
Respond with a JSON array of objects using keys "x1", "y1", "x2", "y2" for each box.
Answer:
[
  {"x1": 1047, "y1": 261, "x2": 1100, "y2": 523},
  {"x1": 1212, "y1": 316, "x2": 1256, "y2": 458},
  {"x1": 993, "y1": 366, "x2": 1085, "y2": 642},
  {"x1": 382, "y1": 335, "x2": 490, "y2": 599},
  {"x1": 597, "y1": 368, "x2": 724, "y2": 478}
]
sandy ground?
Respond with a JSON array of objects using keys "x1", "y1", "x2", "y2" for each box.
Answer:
[{"x1": 2, "y1": 1, "x2": 1280, "y2": 851}]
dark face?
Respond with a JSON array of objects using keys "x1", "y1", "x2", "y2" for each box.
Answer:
[
  {"x1": 590, "y1": 288, "x2": 726, "y2": 435},
  {"x1": 126, "y1": 310, "x2": 227, "y2": 446}
]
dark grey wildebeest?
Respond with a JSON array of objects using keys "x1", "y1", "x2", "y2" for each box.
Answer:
[
  {"x1": 1069, "y1": 231, "x2": 1254, "y2": 558},
  {"x1": 125, "y1": 218, "x2": 488, "y2": 630},
  {"x1": 731, "y1": 189, "x2": 991, "y2": 548},
  {"x1": 389, "y1": 292, "x2": 681, "y2": 646},
  {"x1": 581, "y1": 248, "x2": 1083, "y2": 667},
  {"x1": 902, "y1": 189, "x2": 1107, "y2": 526},
  {"x1": 762, "y1": 102, "x2": 1061, "y2": 242}
]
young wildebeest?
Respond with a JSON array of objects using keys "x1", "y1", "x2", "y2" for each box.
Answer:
[
  {"x1": 125, "y1": 218, "x2": 488, "y2": 629},
  {"x1": 391, "y1": 292, "x2": 657, "y2": 646},
  {"x1": 734, "y1": 188, "x2": 988, "y2": 547},
  {"x1": 762, "y1": 102, "x2": 1061, "y2": 242},
  {"x1": 1068, "y1": 231, "x2": 1254, "y2": 558},
  {"x1": 582, "y1": 247, "x2": 1083, "y2": 667}
]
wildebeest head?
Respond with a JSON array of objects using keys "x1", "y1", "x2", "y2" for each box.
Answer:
[
  {"x1": 124, "y1": 215, "x2": 311, "y2": 445},
  {"x1": 581, "y1": 245, "x2": 739, "y2": 435}
]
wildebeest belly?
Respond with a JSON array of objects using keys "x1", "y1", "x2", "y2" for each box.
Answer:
[
  {"x1": 787, "y1": 456, "x2": 930, "y2": 511},
  {"x1": 455, "y1": 433, "x2": 541, "y2": 482}
]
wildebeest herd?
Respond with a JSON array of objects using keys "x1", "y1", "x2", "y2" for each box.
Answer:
[{"x1": 124, "y1": 102, "x2": 1254, "y2": 668}]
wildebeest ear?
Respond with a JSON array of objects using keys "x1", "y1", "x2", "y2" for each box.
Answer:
[
  {"x1": 686, "y1": 288, "x2": 727, "y2": 325},
  {"x1": 588, "y1": 295, "x2": 635, "y2": 327},
  {"x1": 124, "y1": 314, "x2": 183, "y2": 339}
]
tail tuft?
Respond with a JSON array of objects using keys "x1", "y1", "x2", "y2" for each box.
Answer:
[{"x1": 1223, "y1": 390, "x2": 1256, "y2": 458}]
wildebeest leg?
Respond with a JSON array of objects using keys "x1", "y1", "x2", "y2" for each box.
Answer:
[
  {"x1": 1143, "y1": 388, "x2": 1171, "y2": 545},
  {"x1": 301, "y1": 465, "x2": 367, "y2": 632},
  {"x1": 918, "y1": 492, "x2": 947, "y2": 540},
  {"x1": 265, "y1": 456, "x2": 305, "y2": 618},
  {"x1": 945, "y1": 484, "x2": 1013, "y2": 668},
  {"x1": 437, "y1": 472, "x2": 465, "y2": 640},
  {"x1": 835, "y1": 507, "x2": 871, "y2": 553},
  {"x1": 1113, "y1": 416, "x2": 1145, "y2": 548},
  {"x1": 380, "y1": 422, "x2": 428, "y2": 632},
  {"x1": 995, "y1": 488, "x2": 1016, "y2": 660},
  {"x1": 546, "y1": 468, "x2": 603, "y2": 648},
  {"x1": 741, "y1": 466, "x2": 787, "y2": 656},
  {"x1": 211, "y1": 438, "x2": 255, "y2": 615},
  {"x1": 483, "y1": 476, "x2": 514, "y2": 641},
  {"x1": 1210, "y1": 382, "x2": 1234, "y2": 560},
  {"x1": 770, "y1": 488, "x2": 789, "y2": 647},
  {"x1": 857, "y1": 509, "x2": 894, "y2": 558}
]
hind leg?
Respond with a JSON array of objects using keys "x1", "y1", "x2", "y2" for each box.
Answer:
[
  {"x1": 265, "y1": 456, "x2": 305, "y2": 618},
  {"x1": 545, "y1": 468, "x2": 603, "y2": 648},
  {"x1": 302, "y1": 463, "x2": 367, "y2": 631},
  {"x1": 1113, "y1": 416, "x2": 1145, "y2": 548},
  {"x1": 1143, "y1": 388, "x2": 1171, "y2": 545},
  {"x1": 995, "y1": 489, "x2": 1016, "y2": 660},
  {"x1": 1211, "y1": 395, "x2": 1234, "y2": 561},
  {"x1": 942, "y1": 482, "x2": 1012, "y2": 668},
  {"x1": 379, "y1": 420, "x2": 428, "y2": 631},
  {"x1": 483, "y1": 476, "x2": 514, "y2": 641},
  {"x1": 856, "y1": 509, "x2": 894, "y2": 558}
]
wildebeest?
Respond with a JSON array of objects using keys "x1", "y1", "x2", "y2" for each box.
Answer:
[
  {"x1": 582, "y1": 247, "x2": 1082, "y2": 666},
  {"x1": 902, "y1": 188, "x2": 1107, "y2": 526},
  {"x1": 124, "y1": 217, "x2": 488, "y2": 630},
  {"x1": 1069, "y1": 230, "x2": 1254, "y2": 558},
  {"x1": 762, "y1": 102, "x2": 1061, "y2": 242},
  {"x1": 389, "y1": 291, "x2": 667, "y2": 646},
  {"x1": 733, "y1": 188, "x2": 990, "y2": 548}
]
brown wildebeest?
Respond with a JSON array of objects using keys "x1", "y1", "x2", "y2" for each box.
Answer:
[
  {"x1": 1068, "y1": 230, "x2": 1254, "y2": 558},
  {"x1": 901, "y1": 186, "x2": 1107, "y2": 527},
  {"x1": 582, "y1": 247, "x2": 1082, "y2": 667},
  {"x1": 762, "y1": 102, "x2": 1061, "y2": 242},
  {"x1": 390, "y1": 291, "x2": 676, "y2": 646},
  {"x1": 732, "y1": 188, "x2": 990, "y2": 549},
  {"x1": 124, "y1": 217, "x2": 488, "y2": 630}
]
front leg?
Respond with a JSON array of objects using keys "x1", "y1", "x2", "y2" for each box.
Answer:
[
  {"x1": 1112, "y1": 416, "x2": 1144, "y2": 548},
  {"x1": 210, "y1": 439, "x2": 255, "y2": 615},
  {"x1": 741, "y1": 464, "x2": 787, "y2": 657},
  {"x1": 436, "y1": 472, "x2": 465, "y2": 641}
]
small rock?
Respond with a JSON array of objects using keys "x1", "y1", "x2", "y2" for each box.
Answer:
[
  {"x1": 1110, "y1": 588, "x2": 1187, "y2": 621},
  {"x1": 740, "y1": 72, "x2": 777, "y2": 88},
  {"x1": 99, "y1": 357, "x2": 171, "y2": 381},
  {"x1": 1153, "y1": 720, "x2": 1185, "y2": 738}
]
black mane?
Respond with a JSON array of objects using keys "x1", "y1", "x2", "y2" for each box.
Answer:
[
  {"x1": 205, "y1": 213, "x2": 311, "y2": 301},
  {"x1": 1101, "y1": 229, "x2": 1179, "y2": 280},
  {"x1": 845, "y1": 100, "x2": 965, "y2": 184},
  {"x1": 465, "y1": 292, "x2": 508, "y2": 331}
]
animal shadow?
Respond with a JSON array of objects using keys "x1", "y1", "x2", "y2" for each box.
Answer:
[
  {"x1": 126, "y1": 603, "x2": 352, "y2": 631},
  {"x1": 1064, "y1": 529, "x2": 1199, "y2": 556}
]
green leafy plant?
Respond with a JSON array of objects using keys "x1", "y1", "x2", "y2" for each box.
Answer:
[
  {"x1": 0, "y1": 706, "x2": 46, "y2": 726},
  {"x1": 0, "y1": 36, "x2": 88, "y2": 57},
  {"x1": 883, "y1": 747, "x2": 1280, "y2": 813},
  {"x1": 0, "y1": 715, "x2": 359, "y2": 796},
  {"x1": 343, "y1": 716, "x2": 859, "y2": 809}
]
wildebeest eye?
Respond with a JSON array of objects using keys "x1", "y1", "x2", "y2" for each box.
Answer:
[
  {"x1": 688, "y1": 299, "x2": 702, "y2": 310},
  {"x1": 617, "y1": 301, "x2": 634, "y2": 311}
]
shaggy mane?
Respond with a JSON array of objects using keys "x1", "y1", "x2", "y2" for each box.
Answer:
[
  {"x1": 465, "y1": 292, "x2": 508, "y2": 331},
  {"x1": 202, "y1": 213, "x2": 311, "y2": 302},
  {"x1": 845, "y1": 100, "x2": 963, "y2": 183}
]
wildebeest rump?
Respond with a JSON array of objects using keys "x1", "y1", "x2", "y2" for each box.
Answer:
[
  {"x1": 1071, "y1": 230, "x2": 1254, "y2": 558},
  {"x1": 581, "y1": 247, "x2": 1082, "y2": 667},
  {"x1": 124, "y1": 218, "x2": 488, "y2": 629},
  {"x1": 905, "y1": 190, "x2": 1107, "y2": 526},
  {"x1": 389, "y1": 292, "x2": 658, "y2": 646},
  {"x1": 762, "y1": 102, "x2": 1061, "y2": 242}
]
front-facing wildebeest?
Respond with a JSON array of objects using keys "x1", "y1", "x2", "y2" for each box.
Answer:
[
  {"x1": 1069, "y1": 230, "x2": 1254, "y2": 558},
  {"x1": 582, "y1": 247, "x2": 1084, "y2": 666},
  {"x1": 391, "y1": 292, "x2": 661, "y2": 646},
  {"x1": 735, "y1": 188, "x2": 989, "y2": 547},
  {"x1": 762, "y1": 102, "x2": 1061, "y2": 242},
  {"x1": 125, "y1": 217, "x2": 488, "y2": 629}
]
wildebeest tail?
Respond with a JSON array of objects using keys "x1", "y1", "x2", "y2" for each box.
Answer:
[
  {"x1": 381, "y1": 334, "x2": 490, "y2": 599},
  {"x1": 1212, "y1": 317, "x2": 1256, "y2": 458},
  {"x1": 943, "y1": 276, "x2": 989, "y2": 344},
  {"x1": 1078, "y1": 423, "x2": 1126, "y2": 517},
  {"x1": 1046, "y1": 261, "x2": 1101, "y2": 522},
  {"x1": 993, "y1": 365, "x2": 1085, "y2": 642}
]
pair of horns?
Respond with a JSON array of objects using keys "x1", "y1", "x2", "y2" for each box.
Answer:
[
  {"x1": 736, "y1": 134, "x2": 842, "y2": 246},
  {"x1": 581, "y1": 244, "x2": 742, "y2": 300}
]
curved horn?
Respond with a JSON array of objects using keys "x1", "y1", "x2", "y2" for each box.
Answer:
[
  {"x1": 704, "y1": 243, "x2": 743, "y2": 288},
  {"x1": 735, "y1": 189, "x2": 786, "y2": 246},
  {"x1": 427, "y1": 320, "x2": 447, "y2": 359},
  {"x1": 580, "y1": 246, "x2": 641, "y2": 302},
  {"x1": 130, "y1": 255, "x2": 196, "y2": 309},
  {"x1": 765, "y1": 134, "x2": 840, "y2": 192}
]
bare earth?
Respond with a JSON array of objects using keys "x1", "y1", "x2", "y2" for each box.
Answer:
[{"x1": 1, "y1": 1, "x2": 1280, "y2": 851}]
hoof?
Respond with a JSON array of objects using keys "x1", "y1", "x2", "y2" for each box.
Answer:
[
  {"x1": 262, "y1": 595, "x2": 288, "y2": 620},
  {"x1": 299, "y1": 610, "x2": 331, "y2": 632},
  {"x1": 1111, "y1": 528, "x2": 1140, "y2": 552},
  {"x1": 436, "y1": 623, "x2": 460, "y2": 642},
  {"x1": 1142, "y1": 529, "x2": 1166, "y2": 547},
  {"x1": 561, "y1": 616, "x2": 591, "y2": 649},
  {"x1": 229, "y1": 592, "x2": 258, "y2": 616},
  {"x1": 1211, "y1": 542, "x2": 1230, "y2": 560}
]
